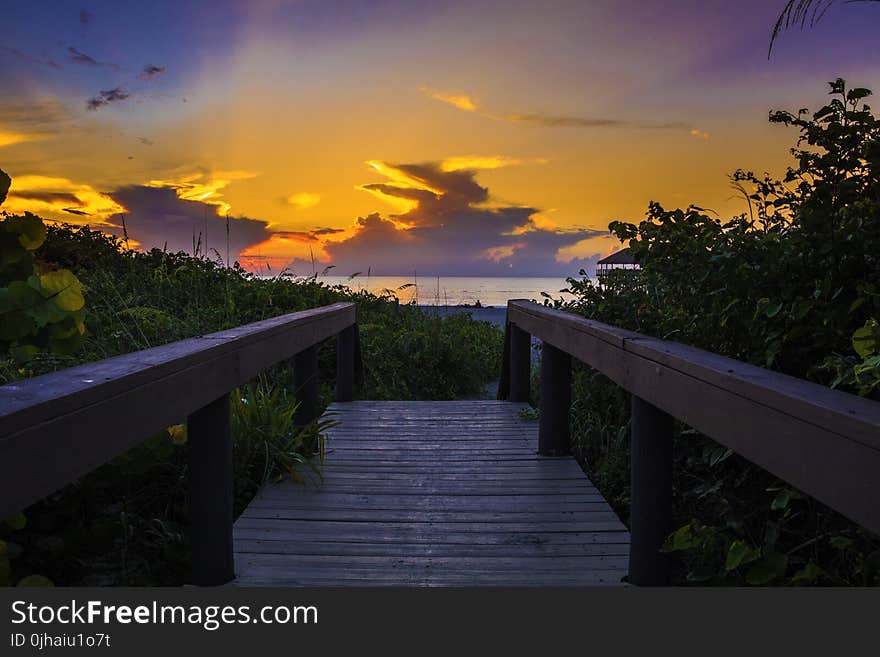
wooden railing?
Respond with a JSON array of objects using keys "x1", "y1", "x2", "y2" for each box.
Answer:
[
  {"x1": 0, "y1": 302, "x2": 359, "y2": 586},
  {"x1": 498, "y1": 299, "x2": 880, "y2": 585}
]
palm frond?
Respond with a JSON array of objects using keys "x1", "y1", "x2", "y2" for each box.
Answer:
[{"x1": 769, "y1": 0, "x2": 880, "y2": 57}]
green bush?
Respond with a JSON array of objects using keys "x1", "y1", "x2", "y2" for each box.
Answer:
[{"x1": 556, "y1": 80, "x2": 880, "y2": 585}]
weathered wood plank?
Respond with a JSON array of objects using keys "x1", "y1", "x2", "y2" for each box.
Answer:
[
  {"x1": 507, "y1": 299, "x2": 880, "y2": 536},
  {"x1": 234, "y1": 400, "x2": 629, "y2": 586},
  {"x1": 235, "y1": 518, "x2": 629, "y2": 535},
  {"x1": 234, "y1": 523, "x2": 629, "y2": 544},
  {"x1": 239, "y1": 508, "x2": 620, "y2": 524},
  {"x1": 236, "y1": 571, "x2": 625, "y2": 586},
  {"x1": 235, "y1": 553, "x2": 629, "y2": 571},
  {"x1": 234, "y1": 539, "x2": 630, "y2": 557},
  {"x1": 249, "y1": 490, "x2": 607, "y2": 503},
  {"x1": 286, "y1": 483, "x2": 600, "y2": 495},
  {"x1": 0, "y1": 302, "x2": 356, "y2": 520}
]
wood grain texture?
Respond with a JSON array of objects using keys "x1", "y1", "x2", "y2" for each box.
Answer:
[
  {"x1": 0, "y1": 303, "x2": 356, "y2": 520},
  {"x1": 507, "y1": 300, "x2": 880, "y2": 536},
  {"x1": 234, "y1": 400, "x2": 629, "y2": 586}
]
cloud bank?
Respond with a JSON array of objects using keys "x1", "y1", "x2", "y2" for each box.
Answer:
[
  {"x1": 5, "y1": 162, "x2": 612, "y2": 277},
  {"x1": 107, "y1": 185, "x2": 272, "y2": 262},
  {"x1": 274, "y1": 161, "x2": 611, "y2": 276}
]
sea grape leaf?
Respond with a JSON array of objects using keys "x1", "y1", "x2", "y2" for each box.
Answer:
[
  {"x1": 852, "y1": 319, "x2": 878, "y2": 358},
  {"x1": 7, "y1": 280, "x2": 42, "y2": 309},
  {"x1": 725, "y1": 540, "x2": 759, "y2": 571},
  {"x1": 39, "y1": 270, "x2": 84, "y2": 311},
  {"x1": 847, "y1": 87, "x2": 872, "y2": 102},
  {"x1": 10, "y1": 344, "x2": 39, "y2": 363},
  {"x1": 790, "y1": 562, "x2": 822, "y2": 585},
  {"x1": 7, "y1": 214, "x2": 47, "y2": 251}
]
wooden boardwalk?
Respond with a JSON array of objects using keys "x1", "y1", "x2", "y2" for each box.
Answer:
[
  {"x1": 6, "y1": 300, "x2": 878, "y2": 587},
  {"x1": 233, "y1": 400, "x2": 630, "y2": 586}
]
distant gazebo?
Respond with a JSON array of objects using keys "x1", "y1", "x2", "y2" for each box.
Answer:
[{"x1": 595, "y1": 248, "x2": 638, "y2": 282}]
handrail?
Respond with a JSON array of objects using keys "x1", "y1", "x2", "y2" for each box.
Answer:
[
  {"x1": 0, "y1": 301, "x2": 359, "y2": 585},
  {"x1": 499, "y1": 299, "x2": 880, "y2": 585}
]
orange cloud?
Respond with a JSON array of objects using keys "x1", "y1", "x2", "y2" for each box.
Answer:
[
  {"x1": 509, "y1": 210, "x2": 559, "y2": 234},
  {"x1": 4, "y1": 175, "x2": 124, "y2": 224},
  {"x1": 146, "y1": 170, "x2": 258, "y2": 215},
  {"x1": 484, "y1": 244, "x2": 522, "y2": 262},
  {"x1": 239, "y1": 230, "x2": 334, "y2": 274}
]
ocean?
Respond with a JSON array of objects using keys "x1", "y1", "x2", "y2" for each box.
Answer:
[{"x1": 316, "y1": 276, "x2": 580, "y2": 307}]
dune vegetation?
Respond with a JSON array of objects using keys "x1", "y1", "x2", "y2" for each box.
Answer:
[{"x1": 551, "y1": 80, "x2": 879, "y2": 585}]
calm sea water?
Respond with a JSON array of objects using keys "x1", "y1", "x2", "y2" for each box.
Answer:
[{"x1": 317, "y1": 276, "x2": 579, "y2": 307}]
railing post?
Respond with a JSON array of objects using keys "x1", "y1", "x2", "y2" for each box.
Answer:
[
  {"x1": 629, "y1": 395, "x2": 674, "y2": 586},
  {"x1": 508, "y1": 323, "x2": 531, "y2": 403},
  {"x1": 187, "y1": 393, "x2": 234, "y2": 586},
  {"x1": 538, "y1": 342, "x2": 571, "y2": 456},
  {"x1": 293, "y1": 345, "x2": 319, "y2": 428},
  {"x1": 336, "y1": 324, "x2": 356, "y2": 402}
]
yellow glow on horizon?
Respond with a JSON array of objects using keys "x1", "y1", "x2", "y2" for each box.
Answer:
[{"x1": 239, "y1": 228, "x2": 339, "y2": 273}]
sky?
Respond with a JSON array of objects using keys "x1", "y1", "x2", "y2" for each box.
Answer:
[{"x1": 1, "y1": 0, "x2": 879, "y2": 276}]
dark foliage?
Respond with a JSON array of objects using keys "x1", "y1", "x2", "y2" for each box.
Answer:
[{"x1": 554, "y1": 80, "x2": 880, "y2": 585}]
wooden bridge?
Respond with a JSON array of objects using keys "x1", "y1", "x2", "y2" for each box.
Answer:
[
  {"x1": 1, "y1": 301, "x2": 879, "y2": 586},
  {"x1": 234, "y1": 400, "x2": 629, "y2": 586}
]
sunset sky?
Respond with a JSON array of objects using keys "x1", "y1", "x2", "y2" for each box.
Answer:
[{"x1": 2, "y1": 0, "x2": 879, "y2": 276}]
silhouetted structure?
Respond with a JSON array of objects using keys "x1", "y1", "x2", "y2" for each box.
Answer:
[{"x1": 596, "y1": 248, "x2": 639, "y2": 282}]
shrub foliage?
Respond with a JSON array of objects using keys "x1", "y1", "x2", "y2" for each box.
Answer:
[{"x1": 556, "y1": 80, "x2": 880, "y2": 585}]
